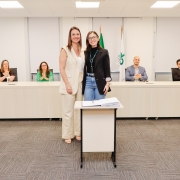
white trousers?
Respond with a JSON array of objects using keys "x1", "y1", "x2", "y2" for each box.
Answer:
[{"x1": 61, "y1": 74, "x2": 83, "y2": 139}]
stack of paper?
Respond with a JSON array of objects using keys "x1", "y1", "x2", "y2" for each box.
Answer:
[
  {"x1": 100, "y1": 97, "x2": 120, "y2": 107},
  {"x1": 82, "y1": 97, "x2": 121, "y2": 107}
]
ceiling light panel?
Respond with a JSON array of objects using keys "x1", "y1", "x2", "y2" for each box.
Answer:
[
  {"x1": 151, "y1": 1, "x2": 180, "y2": 8},
  {"x1": 76, "y1": 1, "x2": 100, "y2": 8},
  {"x1": 0, "y1": 1, "x2": 23, "y2": 8}
]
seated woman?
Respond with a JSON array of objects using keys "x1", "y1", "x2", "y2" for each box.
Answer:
[
  {"x1": 0, "y1": 60, "x2": 15, "y2": 82},
  {"x1": 36, "y1": 61, "x2": 54, "y2": 82}
]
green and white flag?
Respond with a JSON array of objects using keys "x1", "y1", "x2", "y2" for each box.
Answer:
[
  {"x1": 119, "y1": 32, "x2": 125, "y2": 81},
  {"x1": 99, "y1": 27, "x2": 104, "y2": 48}
]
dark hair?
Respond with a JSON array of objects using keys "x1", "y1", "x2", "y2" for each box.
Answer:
[
  {"x1": 85, "y1": 31, "x2": 101, "y2": 52},
  {"x1": 176, "y1": 59, "x2": 180, "y2": 64},
  {"x1": 1, "y1": 59, "x2": 10, "y2": 73},
  {"x1": 67, "y1": 26, "x2": 82, "y2": 51},
  {"x1": 38, "y1": 61, "x2": 50, "y2": 77}
]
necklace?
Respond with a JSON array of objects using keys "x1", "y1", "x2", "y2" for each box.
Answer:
[{"x1": 89, "y1": 50, "x2": 98, "y2": 73}]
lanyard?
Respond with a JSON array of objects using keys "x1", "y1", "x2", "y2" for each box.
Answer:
[{"x1": 89, "y1": 50, "x2": 98, "y2": 73}]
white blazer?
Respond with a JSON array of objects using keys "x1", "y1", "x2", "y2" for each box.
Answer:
[{"x1": 59, "y1": 46, "x2": 85, "y2": 95}]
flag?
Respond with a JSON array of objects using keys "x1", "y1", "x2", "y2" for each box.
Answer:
[
  {"x1": 99, "y1": 26, "x2": 104, "y2": 48},
  {"x1": 119, "y1": 29, "x2": 125, "y2": 81}
]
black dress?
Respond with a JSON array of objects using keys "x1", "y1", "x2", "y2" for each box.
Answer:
[{"x1": 0, "y1": 70, "x2": 15, "y2": 82}]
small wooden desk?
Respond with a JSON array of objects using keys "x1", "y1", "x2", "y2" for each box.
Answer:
[{"x1": 74, "y1": 101, "x2": 123, "y2": 168}]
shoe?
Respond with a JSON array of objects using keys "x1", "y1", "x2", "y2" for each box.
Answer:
[
  {"x1": 65, "y1": 139, "x2": 71, "y2": 144},
  {"x1": 76, "y1": 136, "x2": 81, "y2": 141}
]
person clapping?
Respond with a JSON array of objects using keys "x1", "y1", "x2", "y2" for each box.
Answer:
[
  {"x1": 0, "y1": 60, "x2": 15, "y2": 82},
  {"x1": 36, "y1": 61, "x2": 54, "y2": 82}
]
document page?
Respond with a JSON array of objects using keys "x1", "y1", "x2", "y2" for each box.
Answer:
[
  {"x1": 82, "y1": 101, "x2": 101, "y2": 107},
  {"x1": 82, "y1": 97, "x2": 120, "y2": 107}
]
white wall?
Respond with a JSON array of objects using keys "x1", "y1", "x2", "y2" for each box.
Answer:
[
  {"x1": 124, "y1": 17, "x2": 155, "y2": 81},
  {"x1": 28, "y1": 18, "x2": 60, "y2": 73},
  {"x1": 0, "y1": 17, "x2": 179, "y2": 81},
  {"x1": 155, "y1": 17, "x2": 180, "y2": 72},
  {"x1": 92, "y1": 18, "x2": 122, "y2": 71},
  {"x1": 0, "y1": 17, "x2": 29, "y2": 81}
]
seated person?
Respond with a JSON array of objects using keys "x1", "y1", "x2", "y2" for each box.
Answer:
[
  {"x1": 172, "y1": 59, "x2": 180, "y2": 81},
  {"x1": 125, "y1": 56, "x2": 148, "y2": 81},
  {"x1": 0, "y1": 60, "x2": 15, "y2": 82},
  {"x1": 36, "y1": 61, "x2": 54, "y2": 82}
]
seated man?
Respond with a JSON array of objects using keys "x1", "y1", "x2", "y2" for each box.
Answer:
[
  {"x1": 125, "y1": 56, "x2": 148, "y2": 81},
  {"x1": 172, "y1": 59, "x2": 180, "y2": 81}
]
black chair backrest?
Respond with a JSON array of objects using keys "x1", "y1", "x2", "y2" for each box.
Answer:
[
  {"x1": 171, "y1": 68, "x2": 178, "y2": 81},
  {"x1": 0, "y1": 68, "x2": 18, "y2": 81},
  {"x1": 10, "y1": 68, "x2": 18, "y2": 81}
]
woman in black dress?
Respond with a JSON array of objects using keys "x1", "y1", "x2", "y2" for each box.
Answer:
[{"x1": 0, "y1": 60, "x2": 15, "y2": 82}]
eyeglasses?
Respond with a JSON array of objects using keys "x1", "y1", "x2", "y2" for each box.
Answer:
[
  {"x1": 88, "y1": 36, "x2": 97, "y2": 41},
  {"x1": 41, "y1": 64, "x2": 47, "y2": 67}
]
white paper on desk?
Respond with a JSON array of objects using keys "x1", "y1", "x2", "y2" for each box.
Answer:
[
  {"x1": 82, "y1": 100, "x2": 101, "y2": 107},
  {"x1": 82, "y1": 97, "x2": 120, "y2": 107}
]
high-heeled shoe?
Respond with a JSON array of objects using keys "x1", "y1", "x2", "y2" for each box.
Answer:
[
  {"x1": 65, "y1": 139, "x2": 71, "y2": 144},
  {"x1": 76, "y1": 136, "x2": 81, "y2": 141}
]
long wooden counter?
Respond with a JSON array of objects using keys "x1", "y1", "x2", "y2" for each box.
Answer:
[
  {"x1": 107, "y1": 81, "x2": 180, "y2": 118},
  {"x1": 0, "y1": 82, "x2": 61, "y2": 119},
  {"x1": 0, "y1": 81, "x2": 180, "y2": 118}
]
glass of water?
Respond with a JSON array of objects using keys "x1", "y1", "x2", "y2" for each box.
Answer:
[{"x1": 7, "y1": 77, "x2": 10, "y2": 84}]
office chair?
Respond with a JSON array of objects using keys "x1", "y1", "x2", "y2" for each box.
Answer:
[
  {"x1": 10, "y1": 68, "x2": 18, "y2": 81},
  {"x1": 171, "y1": 68, "x2": 178, "y2": 81}
]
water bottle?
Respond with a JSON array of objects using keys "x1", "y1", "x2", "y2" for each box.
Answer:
[{"x1": 49, "y1": 76, "x2": 52, "y2": 82}]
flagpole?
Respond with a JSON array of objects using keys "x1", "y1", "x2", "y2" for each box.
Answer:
[
  {"x1": 119, "y1": 25, "x2": 125, "y2": 81},
  {"x1": 121, "y1": 26, "x2": 123, "y2": 40},
  {"x1": 99, "y1": 26, "x2": 104, "y2": 48}
]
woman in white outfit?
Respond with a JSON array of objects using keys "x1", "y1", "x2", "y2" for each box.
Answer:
[{"x1": 59, "y1": 26, "x2": 85, "y2": 144}]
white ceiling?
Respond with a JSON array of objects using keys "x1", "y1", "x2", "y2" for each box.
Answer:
[{"x1": 0, "y1": 0, "x2": 180, "y2": 17}]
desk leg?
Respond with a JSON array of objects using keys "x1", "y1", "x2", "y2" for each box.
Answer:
[
  {"x1": 80, "y1": 109, "x2": 83, "y2": 168},
  {"x1": 112, "y1": 109, "x2": 117, "y2": 168}
]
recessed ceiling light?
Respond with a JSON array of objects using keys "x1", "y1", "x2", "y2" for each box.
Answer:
[
  {"x1": 0, "y1": 1, "x2": 23, "y2": 8},
  {"x1": 76, "y1": 1, "x2": 100, "y2": 8},
  {"x1": 151, "y1": 1, "x2": 180, "y2": 8}
]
